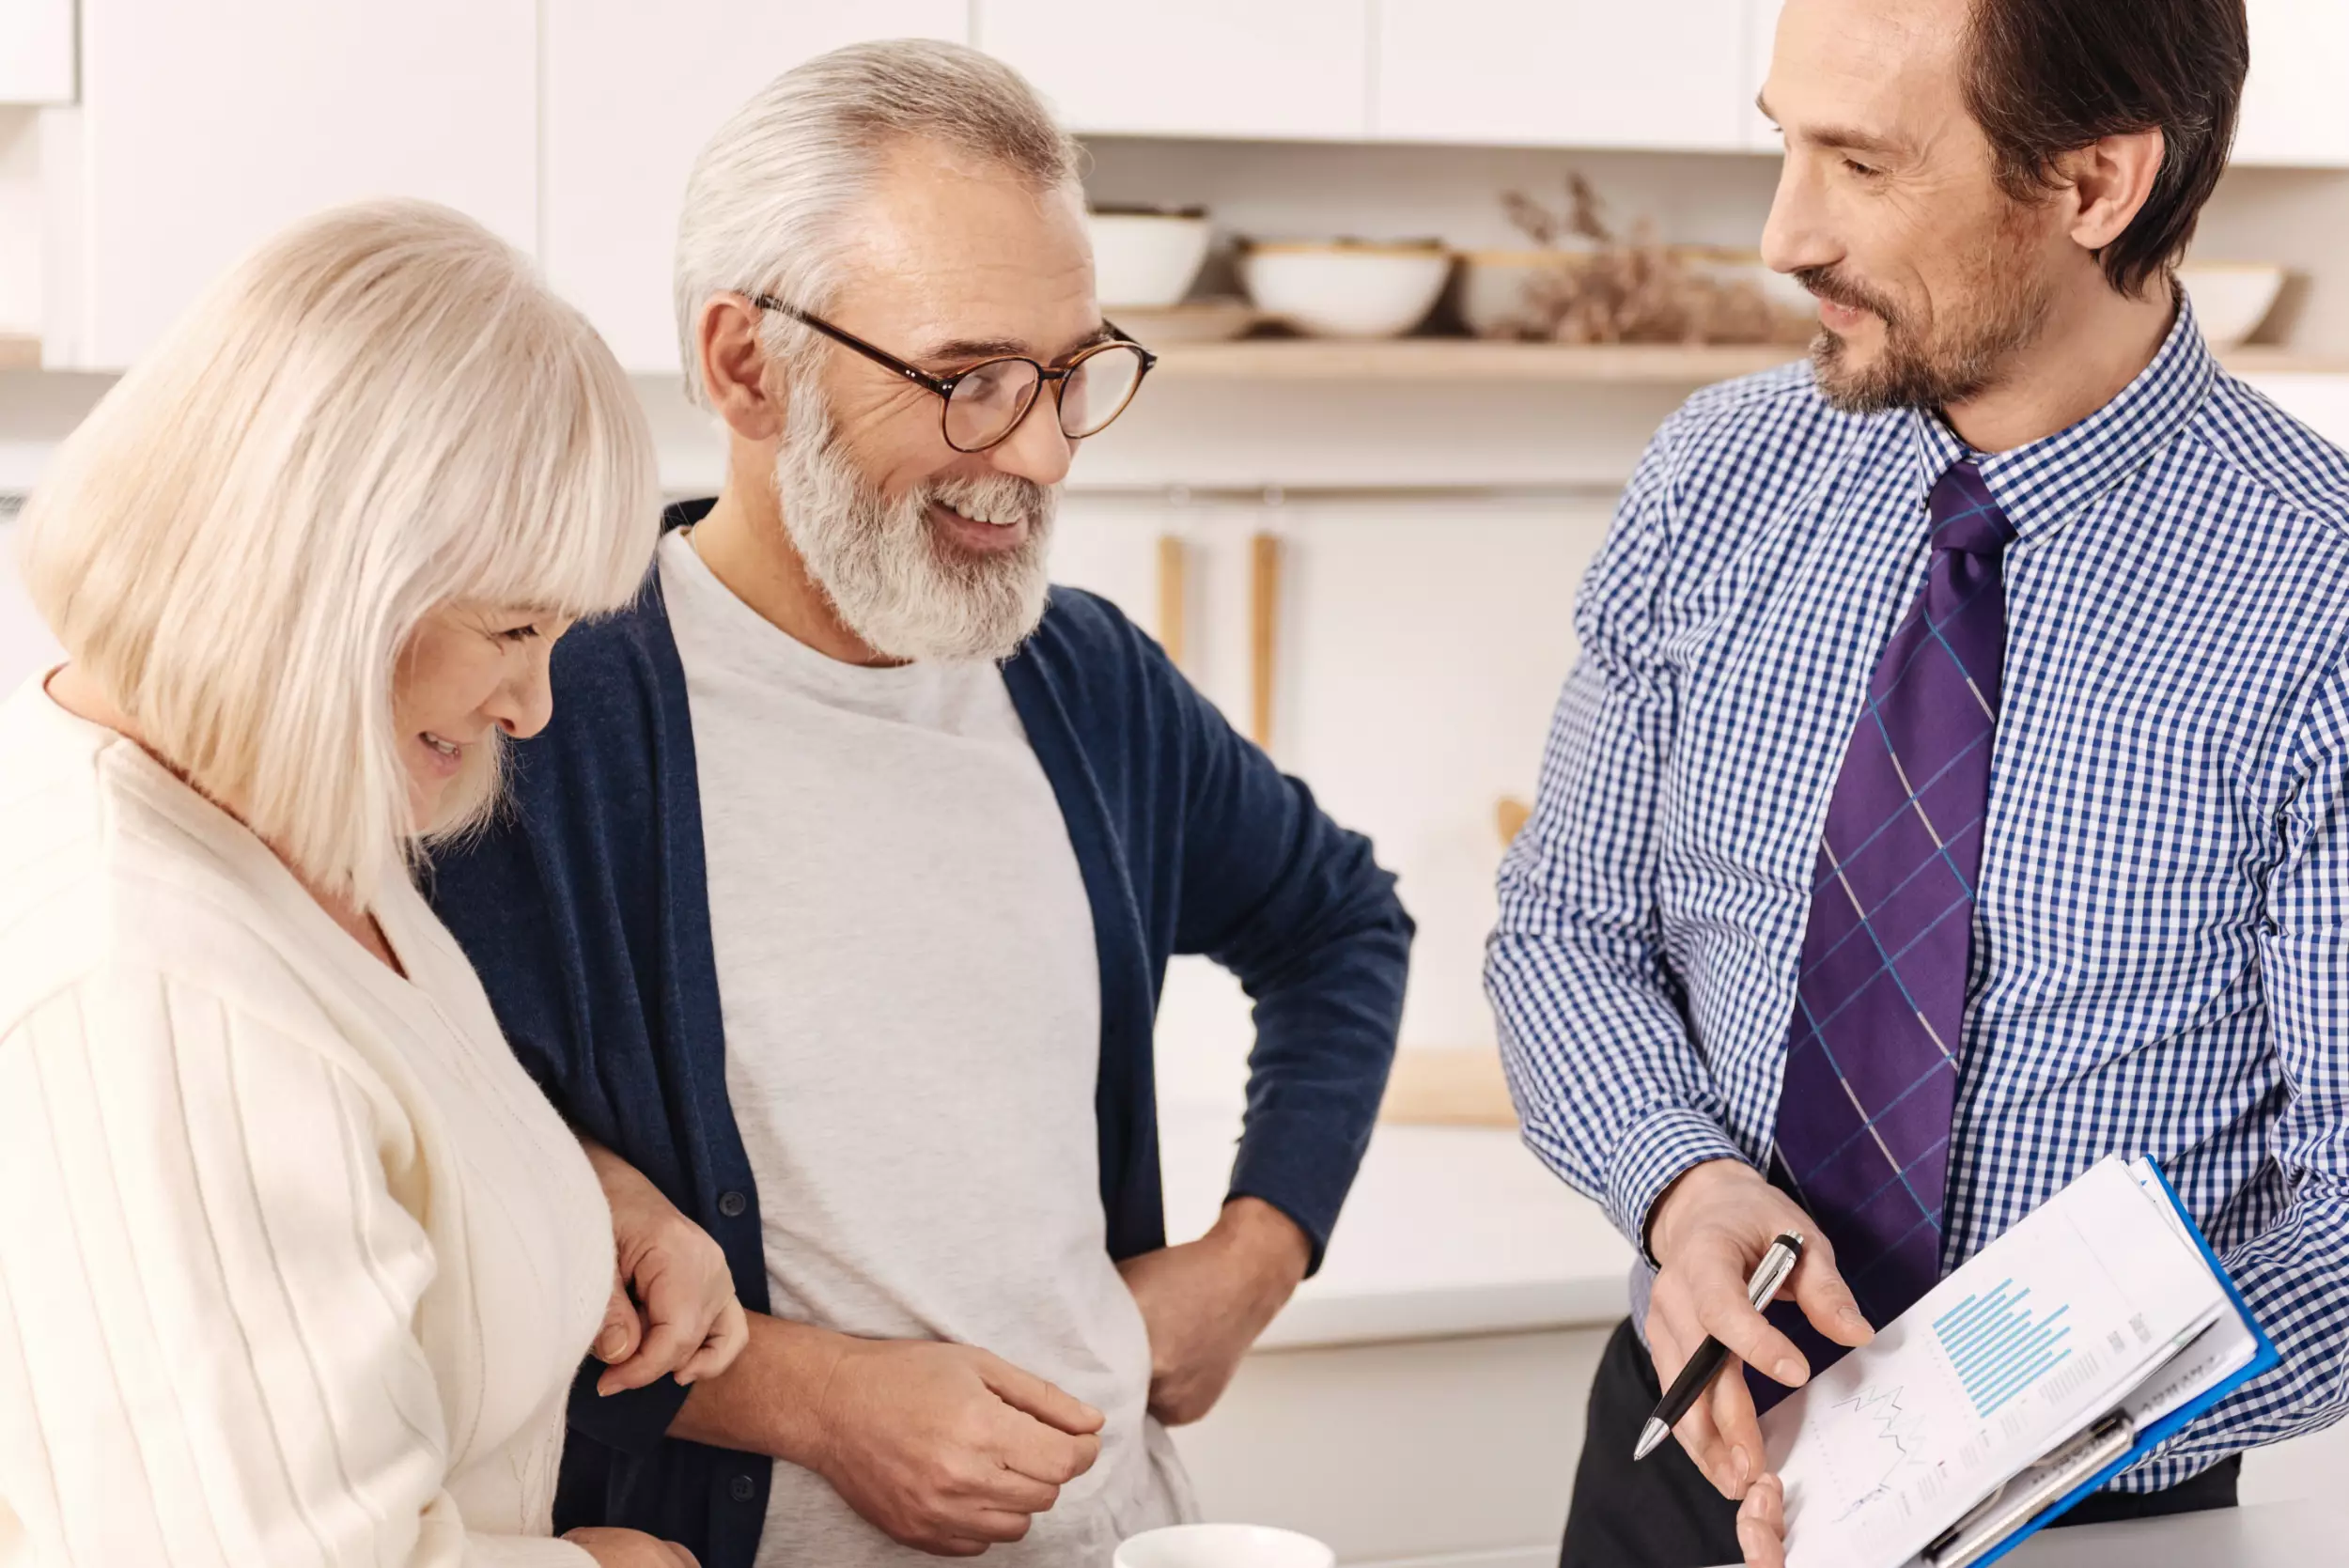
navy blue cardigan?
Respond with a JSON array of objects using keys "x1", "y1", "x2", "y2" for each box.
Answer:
[{"x1": 424, "y1": 503, "x2": 1412, "y2": 1568}]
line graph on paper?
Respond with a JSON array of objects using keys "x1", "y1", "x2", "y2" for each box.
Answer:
[
  {"x1": 1932, "y1": 1279, "x2": 2076, "y2": 1420},
  {"x1": 1816, "y1": 1384, "x2": 1932, "y2": 1523}
]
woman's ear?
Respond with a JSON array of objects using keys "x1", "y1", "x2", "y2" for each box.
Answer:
[
  {"x1": 2061, "y1": 127, "x2": 2167, "y2": 256},
  {"x1": 697, "y1": 293, "x2": 787, "y2": 442}
]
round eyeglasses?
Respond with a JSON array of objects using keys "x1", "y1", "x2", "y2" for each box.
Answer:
[{"x1": 752, "y1": 296, "x2": 1159, "y2": 454}]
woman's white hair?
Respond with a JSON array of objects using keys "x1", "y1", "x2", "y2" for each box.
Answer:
[
  {"x1": 672, "y1": 38, "x2": 1081, "y2": 401},
  {"x1": 17, "y1": 197, "x2": 661, "y2": 908}
]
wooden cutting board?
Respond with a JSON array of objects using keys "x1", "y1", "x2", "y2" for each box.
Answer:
[{"x1": 1379, "y1": 1048, "x2": 1521, "y2": 1127}]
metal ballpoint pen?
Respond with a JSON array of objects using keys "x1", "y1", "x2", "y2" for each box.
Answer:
[{"x1": 1633, "y1": 1232, "x2": 1807, "y2": 1463}]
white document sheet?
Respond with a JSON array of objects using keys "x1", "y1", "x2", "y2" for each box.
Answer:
[
  {"x1": 2113, "y1": 1160, "x2": 2258, "y2": 1432},
  {"x1": 1761, "y1": 1157, "x2": 2230, "y2": 1568}
]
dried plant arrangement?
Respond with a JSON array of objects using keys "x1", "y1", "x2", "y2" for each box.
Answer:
[{"x1": 1489, "y1": 176, "x2": 1813, "y2": 347}]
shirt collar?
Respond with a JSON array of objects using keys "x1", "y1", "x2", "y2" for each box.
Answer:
[{"x1": 1905, "y1": 288, "x2": 2217, "y2": 542}]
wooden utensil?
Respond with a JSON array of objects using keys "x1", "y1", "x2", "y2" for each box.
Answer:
[
  {"x1": 1157, "y1": 534, "x2": 1188, "y2": 669},
  {"x1": 1251, "y1": 532, "x2": 1282, "y2": 749},
  {"x1": 1496, "y1": 796, "x2": 1532, "y2": 846}
]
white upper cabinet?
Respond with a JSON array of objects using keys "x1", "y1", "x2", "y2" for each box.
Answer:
[
  {"x1": 0, "y1": 0, "x2": 74, "y2": 102},
  {"x1": 52, "y1": 0, "x2": 535, "y2": 369},
  {"x1": 1744, "y1": 0, "x2": 2349, "y2": 166},
  {"x1": 2235, "y1": 0, "x2": 2349, "y2": 167},
  {"x1": 1374, "y1": 0, "x2": 1750, "y2": 152},
  {"x1": 1742, "y1": 0, "x2": 1787, "y2": 151},
  {"x1": 542, "y1": 2, "x2": 967, "y2": 376},
  {"x1": 976, "y1": 0, "x2": 1371, "y2": 142},
  {"x1": 1742, "y1": 0, "x2": 2349, "y2": 169}
]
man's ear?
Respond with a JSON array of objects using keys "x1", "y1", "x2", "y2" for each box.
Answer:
[
  {"x1": 697, "y1": 293, "x2": 788, "y2": 442},
  {"x1": 2060, "y1": 126, "x2": 2167, "y2": 255}
]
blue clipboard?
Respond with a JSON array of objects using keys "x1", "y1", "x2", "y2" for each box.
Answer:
[{"x1": 1956, "y1": 1157, "x2": 2279, "y2": 1568}]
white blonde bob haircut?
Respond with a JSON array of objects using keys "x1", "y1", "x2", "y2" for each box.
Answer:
[{"x1": 18, "y1": 198, "x2": 661, "y2": 907}]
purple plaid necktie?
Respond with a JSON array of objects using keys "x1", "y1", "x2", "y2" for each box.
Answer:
[{"x1": 1770, "y1": 458, "x2": 2015, "y2": 1351}]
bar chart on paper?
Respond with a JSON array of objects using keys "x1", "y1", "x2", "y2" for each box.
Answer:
[
  {"x1": 1933, "y1": 1281, "x2": 2075, "y2": 1420},
  {"x1": 1766, "y1": 1157, "x2": 2243, "y2": 1568}
]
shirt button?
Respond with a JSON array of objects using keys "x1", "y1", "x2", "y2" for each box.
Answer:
[
  {"x1": 718, "y1": 1190, "x2": 748, "y2": 1219},
  {"x1": 728, "y1": 1473, "x2": 756, "y2": 1503}
]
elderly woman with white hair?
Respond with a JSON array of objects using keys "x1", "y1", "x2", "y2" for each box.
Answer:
[{"x1": 0, "y1": 200, "x2": 739, "y2": 1568}]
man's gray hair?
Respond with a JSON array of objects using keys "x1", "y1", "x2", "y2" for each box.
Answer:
[{"x1": 673, "y1": 39, "x2": 1082, "y2": 402}]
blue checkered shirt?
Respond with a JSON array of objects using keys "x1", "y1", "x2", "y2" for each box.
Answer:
[{"x1": 1486, "y1": 300, "x2": 2349, "y2": 1487}]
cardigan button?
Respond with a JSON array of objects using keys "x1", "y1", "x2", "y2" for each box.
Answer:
[
  {"x1": 718, "y1": 1190, "x2": 748, "y2": 1219},
  {"x1": 728, "y1": 1473, "x2": 756, "y2": 1503}
]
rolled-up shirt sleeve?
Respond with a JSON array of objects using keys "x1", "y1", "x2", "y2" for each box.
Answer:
[
  {"x1": 0, "y1": 970, "x2": 589, "y2": 1568},
  {"x1": 2143, "y1": 652, "x2": 2349, "y2": 1474},
  {"x1": 1486, "y1": 413, "x2": 1748, "y2": 1252}
]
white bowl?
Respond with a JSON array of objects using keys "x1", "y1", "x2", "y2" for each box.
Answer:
[
  {"x1": 1457, "y1": 248, "x2": 1586, "y2": 338},
  {"x1": 1089, "y1": 210, "x2": 1215, "y2": 309},
  {"x1": 1106, "y1": 299, "x2": 1264, "y2": 343},
  {"x1": 1683, "y1": 246, "x2": 1817, "y2": 317},
  {"x1": 1114, "y1": 1524, "x2": 1336, "y2": 1568},
  {"x1": 1240, "y1": 242, "x2": 1453, "y2": 339},
  {"x1": 2179, "y1": 261, "x2": 2288, "y2": 349}
]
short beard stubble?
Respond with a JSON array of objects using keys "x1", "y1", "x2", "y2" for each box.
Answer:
[{"x1": 1802, "y1": 195, "x2": 2058, "y2": 416}]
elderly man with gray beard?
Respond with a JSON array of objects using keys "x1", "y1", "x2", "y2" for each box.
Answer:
[{"x1": 423, "y1": 39, "x2": 1412, "y2": 1568}]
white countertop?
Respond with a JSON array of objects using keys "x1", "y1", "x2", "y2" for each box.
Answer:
[
  {"x1": 2002, "y1": 1498, "x2": 2348, "y2": 1567},
  {"x1": 1695, "y1": 1501, "x2": 2349, "y2": 1568},
  {"x1": 1159, "y1": 1112, "x2": 1634, "y2": 1350}
]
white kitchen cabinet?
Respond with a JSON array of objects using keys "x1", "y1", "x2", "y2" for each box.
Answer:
[
  {"x1": 975, "y1": 0, "x2": 1371, "y2": 142},
  {"x1": 1740, "y1": 0, "x2": 2349, "y2": 169},
  {"x1": 1154, "y1": 1117, "x2": 1626, "y2": 1563},
  {"x1": 2235, "y1": 0, "x2": 2349, "y2": 167},
  {"x1": 0, "y1": 520, "x2": 63, "y2": 692},
  {"x1": 541, "y1": 1, "x2": 966, "y2": 376},
  {"x1": 1742, "y1": 0, "x2": 1787, "y2": 150},
  {"x1": 0, "y1": 0, "x2": 73, "y2": 102},
  {"x1": 1173, "y1": 1328, "x2": 1599, "y2": 1564},
  {"x1": 46, "y1": 0, "x2": 536, "y2": 369},
  {"x1": 1375, "y1": 0, "x2": 1750, "y2": 153}
]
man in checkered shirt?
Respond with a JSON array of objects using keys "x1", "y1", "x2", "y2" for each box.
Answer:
[{"x1": 1486, "y1": 1, "x2": 2349, "y2": 1564}]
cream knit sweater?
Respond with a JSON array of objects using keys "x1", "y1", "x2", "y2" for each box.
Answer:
[{"x1": 0, "y1": 678, "x2": 610, "y2": 1567}]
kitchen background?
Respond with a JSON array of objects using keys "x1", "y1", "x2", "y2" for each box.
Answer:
[{"x1": 6, "y1": 4, "x2": 2349, "y2": 1564}]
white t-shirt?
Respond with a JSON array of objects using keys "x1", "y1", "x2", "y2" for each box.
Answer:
[{"x1": 658, "y1": 532, "x2": 1191, "y2": 1568}]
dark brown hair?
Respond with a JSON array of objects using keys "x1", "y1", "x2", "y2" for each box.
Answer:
[{"x1": 1964, "y1": 0, "x2": 2248, "y2": 297}]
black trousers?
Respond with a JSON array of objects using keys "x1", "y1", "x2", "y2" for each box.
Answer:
[{"x1": 1563, "y1": 1318, "x2": 2243, "y2": 1568}]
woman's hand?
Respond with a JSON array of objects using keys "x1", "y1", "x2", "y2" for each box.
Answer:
[
  {"x1": 564, "y1": 1526, "x2": 700, "y2": 1567},
  {"x1": 581, "y1": 1139, "x2": 749, "y2": 1396}
]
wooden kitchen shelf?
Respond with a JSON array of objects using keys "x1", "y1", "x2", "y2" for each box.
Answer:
[
  {"x1": 1150, "y1": 337, "x2": 2349, "y2": 383},
  {"x1": 0, "y1": 335, "x2": 39, "y2": 371}
]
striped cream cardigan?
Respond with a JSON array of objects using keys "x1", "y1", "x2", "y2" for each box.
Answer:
[{"x1": 0, "y1": 677, "x2": 612, "y2": 1567}]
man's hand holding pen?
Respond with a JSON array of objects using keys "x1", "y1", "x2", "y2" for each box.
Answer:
[{"x1": 1644, "y1": 1159, "x2": 1880, "y2": 1565}]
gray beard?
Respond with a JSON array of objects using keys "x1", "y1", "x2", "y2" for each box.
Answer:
[{"x1": 772, "y1": 400, "x2": 1055, "y2": 664}]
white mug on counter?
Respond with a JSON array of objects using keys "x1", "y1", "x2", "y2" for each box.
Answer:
[{"x1": 1113, "y1": 1523, "x2": 1336, "y2": 1568}]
